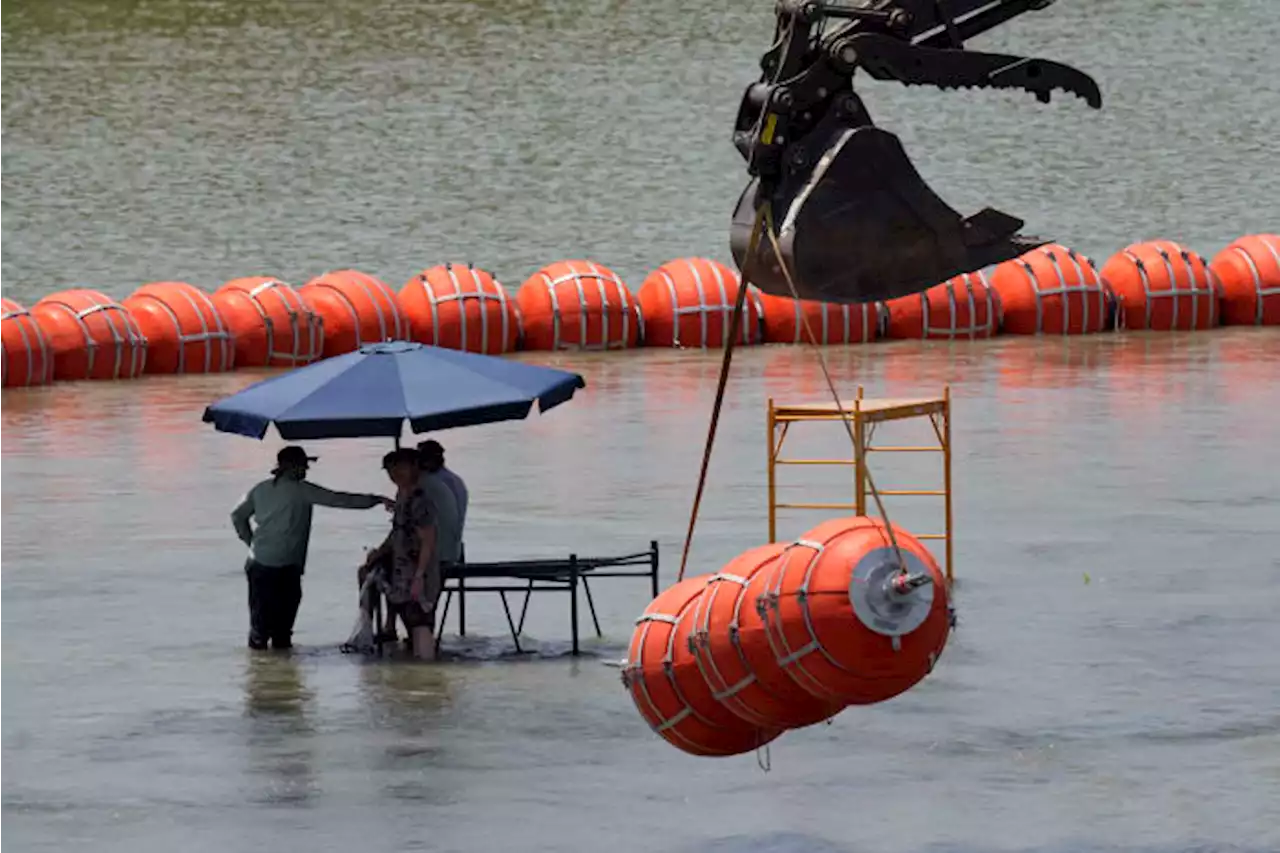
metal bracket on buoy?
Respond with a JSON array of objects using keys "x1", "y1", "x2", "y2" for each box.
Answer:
[{"x1": 848, "y1": 547, "x2": 936, "y2": 640}]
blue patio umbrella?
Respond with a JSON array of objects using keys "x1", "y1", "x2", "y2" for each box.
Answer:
[{"x1": 202, "y1": 340, "x2": 586, "y2": 440}]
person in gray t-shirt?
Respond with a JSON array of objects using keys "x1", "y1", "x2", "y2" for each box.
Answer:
[
  {"x1": 418, "y1": 439, "x2": 468, "y2": 539},
  {"x1": 231, "y1": 445, "x2": 392, "y2": 650}
]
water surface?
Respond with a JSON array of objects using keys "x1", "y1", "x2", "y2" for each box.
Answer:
[{"x1": 4, "y1": 1, "x2": 1280, "y2": 851}]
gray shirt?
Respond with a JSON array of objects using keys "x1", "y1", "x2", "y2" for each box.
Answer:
[
  {"x1": 436, "y1": 465, "x2": 469, "y2": 531},
  {"x1": 231, "y1": 476, "x2": 382, "y2": 570},
  {"x1": 418, "y1": 470, "x2": 462, "y2": 564}
]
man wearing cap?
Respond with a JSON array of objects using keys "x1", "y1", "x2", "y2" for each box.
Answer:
[{"x1": 231, "y1": 445, "x2": 393, "y2": 651}]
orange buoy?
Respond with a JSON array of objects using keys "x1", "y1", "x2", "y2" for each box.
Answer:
[
  {"x1": 688, "y1": 543, "x2": 844, "y2": 731},
  {"x1": 123, "y1": 281, "x2": 235, "y2": 374},
  {"x1": 759, "y1": 516, "x2": 951, "y2": 706},
  {"x1": 636, "y1": 258, "x2": 762, "y2": 348},
  {"x1": 400, "y1": 263, "x2": 519, "y2": 354},
  {"x1": 623, "y1": 574, "x2": 781, "y2": 757},
  {"x1": 2, "y1": 298, "x2": 55, "y2": 388},
  {"x1": 1100, "y1": 240, "x2": 1220, "y2": 331},
  {"x1": 30, "y1": 289, "x2": 147, "y2": 381},
  {"x1": 755, "y1": 291, "x2": 880, "y2": 345},
  {"x1": 213, "y1": 277, "x2": 323, "y2": 367},
  {"x1": 1209, "y1": 234, "x2": 1280, "y2": 326},
  {"x1": 300, "y1": 269, "x2": 409, "y2": 358},
  {"x1": 990, "y1": 244, "x2": 1112, "y2": 335},
  {"x1": 882, "y1": 271, "x2": 998, "y2": 339},
  {"x1": 515, "y1": 260, "x2": 638, "y2": 351}
]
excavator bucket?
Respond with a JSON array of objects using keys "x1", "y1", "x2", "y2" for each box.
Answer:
[{"x1": 730, "y1": 125, "x2": 1045, "y2": 305}]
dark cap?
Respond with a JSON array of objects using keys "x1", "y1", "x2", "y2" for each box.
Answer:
[{"x1": 275, "y1": 446, "x2": 318, "y2": 471}]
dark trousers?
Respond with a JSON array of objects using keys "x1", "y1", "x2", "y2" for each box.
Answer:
[{"x1": 245, "y1": 560, "x2": 304, "y2": 649}]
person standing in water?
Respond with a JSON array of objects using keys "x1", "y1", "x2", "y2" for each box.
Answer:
[
  {"x1": 231, "y1": 446, "x2": 393, "y2": 651},
  {"x1": 373, "y1": 444, "x2": 461, "y2": 644},
  {"x1": 360, "y1": 449, "x2": 442, "y2": 661}
]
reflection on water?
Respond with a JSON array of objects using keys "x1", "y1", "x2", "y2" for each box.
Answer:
[
  {"x1": 243, "y1": 651, "x2": 316, "y2": 717},
  {"x1": 992, "y1": 337, "x2": 1111, "y2": 393},
  {"x1": 242, "y1": 652, "x2": 318, "y2": 806},
  {"x1": 356, "y1": 654, "x2": 455, "y2": 730},
  {"x1": 354, "y1": 658, "x2": 457, "y2": 805}
]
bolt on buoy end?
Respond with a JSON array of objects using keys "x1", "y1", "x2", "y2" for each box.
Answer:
[{"x1": 888, "y1": 572, "x2": 933, "y2": 595}]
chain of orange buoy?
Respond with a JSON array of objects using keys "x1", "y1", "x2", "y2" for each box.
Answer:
[
  {"x1": 5, "y1": 234, "x2": 1277, "y2": 388},
  {"x1": 623, "y1": 516, "x2": 951, "y2": 759}
]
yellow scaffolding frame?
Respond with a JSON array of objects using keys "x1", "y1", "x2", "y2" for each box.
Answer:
[{"x1": 766, "y1": 385, "x2": 954, "y2": 583}]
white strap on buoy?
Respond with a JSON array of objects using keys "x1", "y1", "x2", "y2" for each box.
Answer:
[
  {"x1": 65, "y1": 296, "x2": 148, "y2": 378},
  {"x1": 1225, "y1": 236, "x2": 1280, "y2": 325},
  {"x1": 424, "y1": 264, "x2": 511, "y2": 352},
  {"x1": 1015, "y1": 246, "x2": 1104, "y2": 334},
  {"x1": 1, "y1": 304, "x2": 54, "y2": 385},
  {"x1": 138, "y1": 286, "x2": 232, "y2": 372},
  {"x1": 1122, "y1": 244, "x2": 1216, "y2": 330},
  {"x1": 658, "y1": 260, "x2": 753, "y2": 349},
  {"x1": 538, "y1": 262, "x2": 631, "y2": 351},
  {"x1": 248, "y1": 279, "x2": 322, "y2": 364}
]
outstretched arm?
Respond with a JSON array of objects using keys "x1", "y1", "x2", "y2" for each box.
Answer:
[
  {"x1": 301, "y1": 481, "x2": 392, "y2": 510},
  {"x1": 230, "y1": 492, "x2": 255, "y2": 546}
]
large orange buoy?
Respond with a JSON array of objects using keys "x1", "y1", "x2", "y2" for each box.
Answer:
[
  {"x1": 30, "y1": 289, "x2": 148, "y2": 381},
  {"x1": 2, "y1": 297, "x2": 55, "y2": 388},
  {"x1": 1209, "y1": 233, "x2": 1280, "y2": 326},
  {"x1": 622, "y1": 574, "x2": 782, "y2": 757},
  {"x1": 516, "y1": 260, "x2": 639, "y2": 351},
  {"x1": 990, "y1": 244, "x2": 1112, "y2": 335},
  {"x1": 1100, "y1": 240, "x2": 1219, "y2": 331},
  {"x1": 688, "y1": 543, "x2": 844, "y2": 731},
  {"x1": 123, "y1": 281, "x2": 235, "y2": 374},
  {"x1": 882, "y1": 271, "x2": 998, "y2": 339},
  {"x1": 213, "y1": 277, "x2": 323, "y2": 367},
  {"x1": 755, "y1": 291, "x2": 880, "y2": 345},
  {"x1": 636, "y1": 258, "x2": 762, "y2": 348},
  {"x1": 759, "y1": 516, "x2": 951, "y2": 706},
  {"x1": 300, "y1": 269, "x2": 409, "y2": 358},
  {"x1": 400, "y1": 263, "x2": 519, "y2": 354}
]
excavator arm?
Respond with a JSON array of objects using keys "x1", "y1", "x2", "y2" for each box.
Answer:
[{"x1": 728, "y1": 0, "x2": 1102, "y2": 304}]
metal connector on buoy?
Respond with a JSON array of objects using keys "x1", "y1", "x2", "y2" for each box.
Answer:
[{"x1": 888, "y1": 571, "x2": 933, "y2": 595}]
